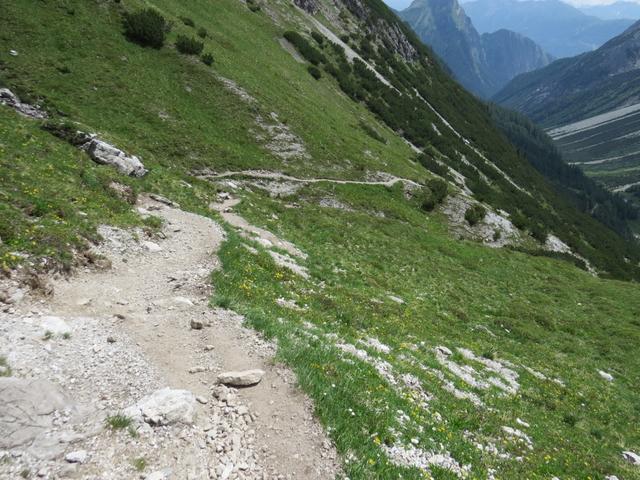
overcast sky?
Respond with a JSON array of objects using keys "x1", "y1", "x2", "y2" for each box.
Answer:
[{"x1": 383, "y1": 0, "x2": 640, "y2": 11}]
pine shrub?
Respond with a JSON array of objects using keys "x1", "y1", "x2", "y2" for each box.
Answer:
[
  {"x1": 201, "y1": 53, "x2": 214, "y2": 66},
  {"x1": 175, "y1": 35, "x2": 204, "y2": 55},
  {"x1": 308, "y1": 65, "x2": 322, "y2": 80},
  {"x1": 122, "y1": 9, "x2": 168, "y2": 49},
  {"x1": 465, "y1": 204, "x2": 486, "y2": 226}
]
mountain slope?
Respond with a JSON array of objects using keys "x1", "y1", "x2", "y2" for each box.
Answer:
[
  {"x1": 399, "y1": 0, "x2": 552, "y2": 96},
  {"x1": 581, "y1": 1, "x2": 640, "y2": 20},
  {"x1": 1, "y1": 1, "x2": 640, "y2": 479},
  {"x1": 494, "y1": 20, "x2": 640, "y2": 203},
  {"x1": 463, "y1": 0, "x2": 635, "y2": 57}
]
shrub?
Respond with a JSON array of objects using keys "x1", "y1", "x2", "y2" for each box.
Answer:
[
  {"x1": 307, "y1": 65, "x2": 322, "y2": 80},
  {"x1": 175, "y1": 35, "x2": 204, "y2": 55},
  {"x1": 311, "y1": 31, "x2": 325, "y2": 46},
  {"x1": 179, "y1": 16, "x2": 195, "y2": 27},
  {"x1": 418, "y1": 154, "x2": 449, "y2": 178},
  {"x1": 247, "y1": 0, "x2": 261, "y2": 11},
  {"x1": 197, "y1": 27, "x2": 208, "y2": 39},
  {"x1": 123, "y1": 8, "x2": 168, "y2": 49},
  {"x1": 427, "y1": 178, "x2": 448, "y2": 203},
  {"x1": 464, "y1": 204, "x2": 486, "y2": 226},
  {"x1": 420, "y1": 179, "x2": 448, "y2": 211},
  {"x1": 283, "y1": 31, "x2": 326, "y2": 65},
  {"x1": 201, "y1": 53, "x2": 214, "y2": 66}
]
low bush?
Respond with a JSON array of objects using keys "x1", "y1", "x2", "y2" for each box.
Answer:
[
  {"x1": 308, "y1": 65, "x2": 322, "y2": 80},
  {"x1": 175, "y1": 35, "x2": 204, "y2": 55},
  {"x1": 420, "y1": 178, "x2": 448, "y2": 211},
  {"x1": 122, "y1": 8, "x2": 168, "y2": 49},
  {"x1": 197, "y1": 27, "x2": 208, "y2": 38},
  {"x1": 201, "y1": 53, "x2": 214, "y2": 66},
  {"x1": 247, "y1": 0, "x2": 261, "y2": 12},
  {"x1": 283, "y1": 31, "x2": 326, "y2": 65},
  {"x1": 464, "y1": 204, "x2": 486, "y2": 226},
  {"x1": 179, "y1": 16, "x2": 195, "y2": 27},
  {"x1": 311, "y1": 31, "x2": 325, "y2": 46}
]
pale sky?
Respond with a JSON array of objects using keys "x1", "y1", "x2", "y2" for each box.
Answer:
[{"x1": 383, "y1": 0, "x2": 640, "y2": 11}]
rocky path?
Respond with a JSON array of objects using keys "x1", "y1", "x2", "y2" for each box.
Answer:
[
  {"x1": 197, "y1": 169, "x2": 423, "y2": 188},
  {"x1": 0, "y1": 195, "x2": 339, "y2": 479}
]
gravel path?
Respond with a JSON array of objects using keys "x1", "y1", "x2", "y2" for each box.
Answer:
[
  {"x1": 198, "y1": 169, "x2": 423, "y2": 188},
  {"x1": 0, "y1": 194, "x2": 340, "y2": 479}
]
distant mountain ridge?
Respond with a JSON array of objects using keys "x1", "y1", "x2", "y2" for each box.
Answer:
[
  {"x1": 493, "y1": 19, "x2": 640, "y2": 125},
  {"x1": 399, "y1": 0, "x2": 552, "y2": 97},
  {"x1": 580, "y1": 1, "x2": 640, "y2": 20},
  {"x1": 462, "y1": 0, "x2": 635, "y2": 57},
  {"x1": 494, "y1": 20, "x2": 640, "y2": 214}
]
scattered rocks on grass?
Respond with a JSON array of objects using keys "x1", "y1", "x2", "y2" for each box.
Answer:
[
  {"x1": 0, "y1": 88, "x2": 47, "y2": 119},
  {"x1": 83, "y1": 138, "x2": 148, "y2": 177},
  {"x1": 622, "y1": 450, "x2": 640, "y2": 465}
]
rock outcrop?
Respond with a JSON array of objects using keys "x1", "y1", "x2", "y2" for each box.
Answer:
[
  {"x1": 83, "y1": 138, "x2": 148, "y2": 177},
  {"x1": 123, "y1": 388, "x2": 197, "y2": 426},
  {"x1": 0, "y1": 88, "x2": 47, "y2": 119}
]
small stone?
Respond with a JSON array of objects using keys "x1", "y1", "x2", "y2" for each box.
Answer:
[
  {"x1": 189, "y1": 366, "x2": 206, "y2": 374},
  {"x1": 65, "y1": 450, "x2": 88, "y2": 464},
  {"x1": 145, "y1": 469, "x2": 172, "y2": 480},
  {"x1": 435, "y1": 345, "x2": 452, "y2": 356},
  {"x1": 9, "y1": 50, "x2": 18, "y2": 56},
  {"x1": 204, "y1": 345, "x2": 214, "y2": 351},
  {"x1": 622, "y1": 450, "x2": 640, "y2": 465},
  {"x1": 142, "y1": 241, "x2": 162, "y2": 252},
  {"x1": 599, "y1": 370, "x2": 614, "y2": 382},
  {"x1": 190, "y1": 319, "x2": 204, "y2": 330},
  {"x1": 216, "y1": 369, "x2": 265, "y2": 387},
  {"x1": 107, "y1": 336, "x2": 116, "y2": 343}
]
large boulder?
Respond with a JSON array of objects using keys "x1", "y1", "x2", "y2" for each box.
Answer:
[
  {"x1": 0, "y1": 88, "x2": 47, "y2": 119},
  {"x1": 0, "y1": 378, "x2": 85, "y2": 459},
  {"x1": 84, "y1": 139, "x2": 147, "y2": 177},
  {"x1": 123, "y1": 388, "x2": 196, "y2": 426}
]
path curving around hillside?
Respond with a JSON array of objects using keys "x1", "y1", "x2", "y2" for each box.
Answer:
[{"x1": 0, "y1": 194, "x2": 340, "y2": 479}]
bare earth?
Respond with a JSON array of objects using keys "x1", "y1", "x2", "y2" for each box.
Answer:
[{"x1": 0, "y1": 195, "x2": 340, "y2": 480}]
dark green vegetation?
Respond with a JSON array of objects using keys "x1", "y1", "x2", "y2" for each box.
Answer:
[
  {"x1": 175, "y1": 35, "x2": 204, "y2": 55},
  {"x1": 2, "y1": 0, "x2": 640, "y2": 478},
  {"x1": 122, "y1": 8, "x2": 168, "y2": 49},
  {"x1": 284, "y1": 3, "x2": 640, "y2": 279},
  {"x1": 488, "y1": 105, "x2": 639, "y2": 238},
  {"x1": 494, "y1": 20, "x2": 640, "y2": 228},
  {"x1": 464, "y1": 204, "x2": 486, "y2": 225},
  {"x1": 399, "y1": 0, "x2": 552, "y2": 97}
]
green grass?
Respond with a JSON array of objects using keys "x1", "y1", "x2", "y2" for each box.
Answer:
[
  {"x1": 106, "y1": 414, "x2": 133, "y2": 430},
  {"x1": 132, "y1": 457, "x2": 147, "y2": 471},
  {"x1": 211, "y1": 183, "x2": 640, "y2": 479},
  {"x1": 0, "y1": 356, "x2": 11, "y2": 377},
  {"x1": 1, "y1": 1, "x2": 640, "y2": 479}
]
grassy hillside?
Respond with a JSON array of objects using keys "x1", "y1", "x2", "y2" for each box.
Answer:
[{"x1": 1, "y1": 1, "x2": 640, "y2": 479}]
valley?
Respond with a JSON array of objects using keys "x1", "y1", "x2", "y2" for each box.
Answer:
[{"x1": 1, "y1": 0, "x2": 639, "y2": 479}]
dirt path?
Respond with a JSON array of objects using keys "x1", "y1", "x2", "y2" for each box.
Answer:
[
  {"x1": 0, "y1": 195, "x2": 339, "y2": 479},
  {"x1": 198, "y1": 169, "x2": 423, "y2": 188}
]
